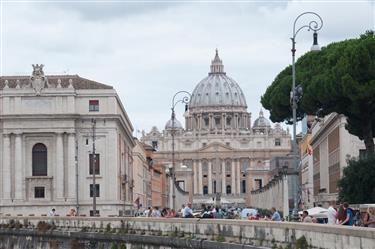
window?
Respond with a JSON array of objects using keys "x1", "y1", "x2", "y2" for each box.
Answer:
[
  {"x1": 89, "y1": 100, "x2": 99, "y2": 112},
  {"x1": 34, "y1": 187, "x2": 45, "y2": 198},
  {"x1": 90, "y1": 184, "x2": 100, "y2": 197},
  {"x1": 203, "y1": 186, "x2": 208, "y2": 195},
  {"x1": 226, "y1": 174, "x2": 231, "y2": 177},
  {"x1": 254, "y1": 179, "x2": 263, "y2": 189},
  {"x1": 215, "y1": 117, "x2": 221, "y2": 127},
  {"x1": 32, "y1": 143, "x2": 47, "y2": 176},
  {"x1": 226, "y1": 185, "x2": 231, "y2": 194},
  {"x1": 90, "y1": 210, "x2": 100, "y2": 217},
  {"x1": 226, "y1": 117, "x2": 231, "y2": 126},
  {"x1": 226, "y1": 142, "x2": 230, "y2": 147},
  {"x1": 204, "y1": 117, "x2": 209, "y2": 127},
  {"x1": 241, "y1": 180, "x2": 246, "y2": 193},
  {"x1": 202, "y1": 143, "x2": 207, "y2": 147},
  {"x1": 89, "y1": 154, "x2": 100, "y2": 175},
  {"x1": 152, "y1": 141, "x2": 158, "y2": 150},
  {"x1": 213, "y1": 181, "x2": 217, "y2": 193},
  {"x1": 275, "y1": 138, "x2": 281, "y2": 146}
]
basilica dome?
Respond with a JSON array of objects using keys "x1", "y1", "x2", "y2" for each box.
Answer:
[
  {"x1": 189, "y1": 50, "x2": 247, "y2": 109},
  {"x1": 253, "y1": 110, "x2": 271, "y2": 128},
  {"x1": 165, "y1": 118, "x2": 183, "y2": 130}
]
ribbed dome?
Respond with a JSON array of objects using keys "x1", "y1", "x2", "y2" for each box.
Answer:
[
  {"x1": 253, "y1": 110, "x2": 271, "y2": 128},
  {"x1": 189, "y1": 50, "x2": 247, "y2": 108},
  {"x1": 165, "y1": 118, "x2": 183, "y2": 130}
]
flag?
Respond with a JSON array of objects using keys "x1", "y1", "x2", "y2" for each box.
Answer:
[{"x1": 307, "y1": 145, "x2": 312, "y2": 156}]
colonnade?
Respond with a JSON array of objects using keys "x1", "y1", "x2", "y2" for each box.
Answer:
[
  {"x1": 185, "y1": 112, "x2": 251, "y2": 131},
  {"x1": 192, "y1": 158, "x2": 243, "y2": 195}
]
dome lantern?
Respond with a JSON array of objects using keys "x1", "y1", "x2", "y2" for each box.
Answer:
[{"x1": 209, "y1": 49, "x2": 225, "y2": 75}]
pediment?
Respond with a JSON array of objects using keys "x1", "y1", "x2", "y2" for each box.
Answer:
[{"x1": 197, "y1": 142, "x2": 234, "y2": 153}]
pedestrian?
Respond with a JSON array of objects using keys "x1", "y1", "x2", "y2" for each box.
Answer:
[
  {"x1": 151, "y1": 206, "x2": 161, "y2": 218},
  {"x1": 182, "y1": 203, "x2": 194, "y2": 218},
  {"x1": 48, "y1": 208, "x2": 57, "y2": 216},
  {"x1": 336, "y1": 204, "x2": 346, "y2": 224},
  {"x1": 271, "y1": 207, "x2": 281, "y2": 221},
  {"x1": 301, "y1": 211, "x2": 312, "y2": 223},
  {"x1": 363, "y1": 207, "x2": 375, "y2": 228},
  {"x1": 68, "y1": 208, "x2": 76, "y2": 217},
  {"x1": 327, "y1": 206, "x2": 337, "y2": 225},
  {"x1": 340, "y1": 202, "x2": 354, "y2": 226}
]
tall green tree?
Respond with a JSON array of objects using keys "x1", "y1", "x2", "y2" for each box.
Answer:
[
  {"x1": 338, "y1": 155, "x2": 375, "y2": 203},
  {"x1": 261, "y1": 31, "x2": 375, "y2": 154}
]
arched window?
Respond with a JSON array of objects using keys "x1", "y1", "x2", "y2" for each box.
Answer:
[
  {"x1": 226, "y1": 185, "x2": 231, "y2": 194},
  {"x1": 32, "y1": 143, "x2": 47, "y2": 176},
  {"x1": 203, "y1": 186, "x2": 208, "y2": 195}
]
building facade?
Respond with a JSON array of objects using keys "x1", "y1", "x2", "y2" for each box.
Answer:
[
  {"x1": 0, "y1": 65, "x2": 135, "y2": 216},
  {"x1": 141, "y1": 51, "x2": 292, "y2": 208},
  {"x1": 310, "y1": 113, "x2": 365, "y2": 207}
]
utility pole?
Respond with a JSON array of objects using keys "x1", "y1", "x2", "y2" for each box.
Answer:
[{"x1": 91, "y1": 118, "x2": 97, "y2": 216}]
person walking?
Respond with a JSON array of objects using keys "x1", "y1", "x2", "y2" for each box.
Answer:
[
  {"x1": 301, "y1": 211, "x2": 312, "y2": 223},
  {"x1": 363, "y1": 207, "x2": 375, "y2": 228},
  {"x1": 337, "y1": 205, "x2": 346, "y2": 224},
  {"x1": 340, "y1": 203, "x2": 354, "y2": 226},
  {"x1": 182, "y1": 203, "x2": 194, "y2": 218},
  {"x1": 327, "y1": 206, "x2": 337, "y2": 225},
  {"x1": 271, "y1": 207, "x2": 281, "y2": 221}
]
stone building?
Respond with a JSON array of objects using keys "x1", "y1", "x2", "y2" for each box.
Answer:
[
  {"x1": 132, "y1": 139, "x2": 153, "y2": 210},
  {"x1": 141, "y1": 51, "x2": 292, "y2": 208},
  {"x1": 0, "y1": 65, "x2": 135, "y2": 216},
  {"x1": 310, "y1": 113, "x2": 365, "y2": 207}
]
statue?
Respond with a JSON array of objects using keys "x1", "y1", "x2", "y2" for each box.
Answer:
[{"x1": 30, "y1": 64, "x2": 48, "y2": 95}]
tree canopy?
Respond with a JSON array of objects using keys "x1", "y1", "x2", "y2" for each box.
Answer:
[
  {"x1": 261, "y1": 31, "x2": 375, "y2": 153},
  {"x1": 338, "y1": 155, "x2": 375, "y2": 204}
]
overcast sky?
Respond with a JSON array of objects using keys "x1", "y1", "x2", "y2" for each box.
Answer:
[{"x1": 0, "y1": 0, "x2": 374, "y2": 136}]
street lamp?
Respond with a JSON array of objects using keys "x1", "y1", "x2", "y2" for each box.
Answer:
[
  {"x1": 170, "y1": 91, "x2": 191, "y2": 210},
  {"x1": 290, "y1": 12, "x2": 323, "y2": 220}
]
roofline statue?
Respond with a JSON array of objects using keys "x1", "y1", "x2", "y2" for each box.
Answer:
[{"x1": 30, "y1": 64, "x2": 48, "y2": 95}]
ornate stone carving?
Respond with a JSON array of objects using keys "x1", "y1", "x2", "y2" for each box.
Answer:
[{"x1": 30, "y1": 64, "x2": 48, "y2": 95}]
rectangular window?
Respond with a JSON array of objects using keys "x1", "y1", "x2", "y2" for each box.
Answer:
[
  {"x1": 241, "y1": 180, "x2": 246, "y2": 193},
  {"x1": 90, "y1": 184, "x2": 100, "y2": 197},
  {"x1": 89, "y1": 154, "x2": 100, "y2": 175},
  {"x1": 34, "y1": 187, "x2": 45, "y2": 198},
  {"x1": 152, "y1": 141, "x2": 158, "y2": 150},
  {"x1": 254, "y1": 179, "x2": 262, "y2": 189},
  {"x1": 90, "y1": 210, "x2": 100, "y2": 217},
  {"x1": 89, "y1": 100, "x2": 99, "y2": 112},
  {"x1": 275, "y1": 138, "x2": 281, "y2": 146}
]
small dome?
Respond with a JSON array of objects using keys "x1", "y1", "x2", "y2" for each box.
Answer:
[
  {"x1": 165, "y1": 118, "x2": 183, "y2": 130},
  {"x1": 189, "y1": 49, "x2": 247, "y2": 109},
  {"x1": 253, "y1": 110, "x2": 271, "y2": 128}
]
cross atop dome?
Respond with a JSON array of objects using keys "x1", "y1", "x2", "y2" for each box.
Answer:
[{"x1": 209, "y1": 49, "x2": 225, "y2": 75}]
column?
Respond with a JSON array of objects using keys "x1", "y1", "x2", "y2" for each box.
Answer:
[
  {"x1": 55, "y1": 133, "x2": 64, "y2": 198},
  {"x1": 67, "y1": 133, "x2": 76, "y2": 198},
  {"x1": 208, "y1": 160, "x2": 212, "y2": 194},
  {"x1": 236, "y1": 160, "x2": 241, "y2": 194},
  {"x1": 14, "y1": 134, "x2": 23, "y2": 199},
  {"x1": 283, "y1": 175, "x2": 289, "y2": 219},
  {"x1": 222, "y1": 113, "x2": 225, "y2": 131},
  {"x1": 198, "y1": 160, "x2": 203, "y2": 194},
  {"x1": 2, "y1": 134, "x2": 11, "y2": 199},
  {"x1": 231, "y1": 160, "x2": 236, "y2": 194},
  {"x1": 193, "y1": 160, "x2": 198, "y2": 194},
  {"x1": 221, "y1": 160, "x2": 226, "y2": 194}
]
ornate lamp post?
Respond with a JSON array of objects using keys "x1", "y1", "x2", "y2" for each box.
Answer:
[
  {"x1": 290, "y1": 12, "x2": 323, "y2": 220},
  {"x1": 170, "y1": 91, "x2": 191, "y2": 210}
]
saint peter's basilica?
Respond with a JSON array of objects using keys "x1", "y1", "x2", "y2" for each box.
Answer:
[{"x1": 141, "y1": 50, "x2": 292, "y2": 207}]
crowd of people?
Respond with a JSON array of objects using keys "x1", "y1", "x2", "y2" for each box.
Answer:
[{"x1": 139, "y1": 202, "x2": 375, "y2": 228}]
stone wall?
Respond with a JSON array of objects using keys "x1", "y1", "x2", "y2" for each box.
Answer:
[
  {"x1": 1, "y1": 216, "x2": 374, "y2": 249},
  {"x1": 250, "y1": 174, "x2": 293, "y2": 218}
]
